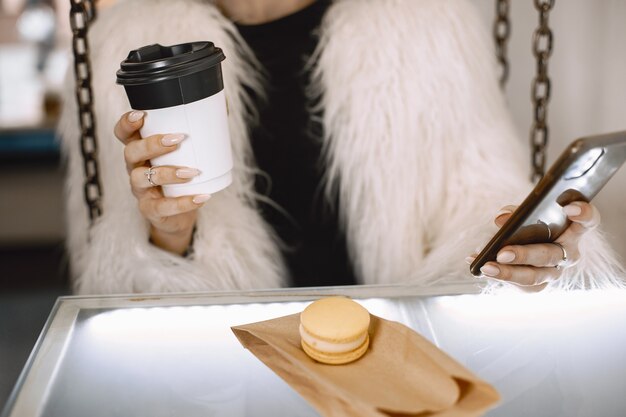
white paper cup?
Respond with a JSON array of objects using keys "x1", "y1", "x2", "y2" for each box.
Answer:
[{"x1": 117, "y1": 42, "x2": 232, "y2": 197}]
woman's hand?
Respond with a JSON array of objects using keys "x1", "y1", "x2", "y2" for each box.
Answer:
[
  {"x1": 467, "y1": 201, "x2": 601, "y2": 288},
  {"x1": 114, "y1": 111, "x2": 211, "y2": 255}
]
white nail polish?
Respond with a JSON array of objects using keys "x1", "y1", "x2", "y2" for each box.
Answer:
[
  {"x1": 192, "y1": 194, "x2": 212, "y2": 204},
  {"x1": 480, "y1": 264, "x2": 500, "y2": 277},
  {"x1": 127, "y1": 111, "x2": 144, "y2": 123},
  {"x1": 563, "y1": 204, "x2": 582, "y2": 217},
  {"x1": 176, "y1": 168, "x2": 201, "y2": 179},
  {"x1": 161, "y1": 134, "x2": 186, "y2": 146},
  {"x1": 465, "y1": 257, "x2": 475, "y2": 265},
  {"x1": 496, "y1": 251, "x2": 515, "y2": 263}
]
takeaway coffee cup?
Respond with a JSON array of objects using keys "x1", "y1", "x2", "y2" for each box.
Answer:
[{"x1": 117, "y1": 42, "x2": 232, "y2": 197}]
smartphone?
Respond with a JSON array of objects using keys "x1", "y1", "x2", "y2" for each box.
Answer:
[{"x1": 470, "y1": 130, "x2": 626, "y2": 276}]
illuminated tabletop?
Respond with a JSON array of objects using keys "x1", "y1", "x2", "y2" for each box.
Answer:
[{"x1": 2, "y1": 285, "x2": 626, "y2": 417}]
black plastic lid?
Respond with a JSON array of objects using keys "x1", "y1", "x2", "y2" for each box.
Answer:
[{"x1": 117, "y1": 42, "x2": 226, "y2": 110}]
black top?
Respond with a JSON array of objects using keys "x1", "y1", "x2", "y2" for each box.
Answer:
[{"x1": 236, "y1": 1, "x2": 357, "y2": 287}]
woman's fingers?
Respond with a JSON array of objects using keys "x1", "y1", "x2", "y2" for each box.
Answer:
[
  {"x1": 116, "y1": 112, "x2": 205, "y2": 244},
  {"x1": 139, "y1": 194, "x2": 211, "y2": 222},
  {"x1": 543, "y1": 201, "x2": 598, "y2": 266},
  {"x1": 473, "y1": 201, "x2": 601, "y2": 289},
  {"x1": 124, "y1": 133, "x2": 186, "y2": 166},
  {"x1": 492, "y1": 201, "x2": 597, "y2": 268},
  {"x1": 480, "y1": 262, "x2": 560, "y2": 286},
  {"x1": 130, "y1": 166, "x2": 200, "y2": 192},
  {"x1": 114, "y1": 111, "x2": 145, "y2": 144},
  {"x1": 494, "y1": 205, "x2": 517, "y2": 228},
  {"x1": 496, "y1": 242, "x2": 568, "y2": 267},
  {"x1": 560, "y1": 201, "x2": 601, "y2": 238}
]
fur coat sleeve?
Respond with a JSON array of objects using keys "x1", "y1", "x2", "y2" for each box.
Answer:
[
  {"x1": 313, "y1": 0, "x2": 625, "y2": 291},
  {"x1": 59, "y1": 0, "x2": 285, "y2": 293}
]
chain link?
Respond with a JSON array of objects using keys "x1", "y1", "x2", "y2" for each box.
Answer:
[
  {"x1": 70, "y1": 0, "x2": 102, "y2": 222},
  {"x1": 493, "y1": 0, "x2": 511, "y2": 88},
  {"x1": 530, "y1": 0, "x2": 555, "y2": 182}
]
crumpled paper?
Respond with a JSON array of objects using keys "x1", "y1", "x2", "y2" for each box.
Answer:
[{"x1": 232, "y1": 313, "x2": 499, "y2": 417}]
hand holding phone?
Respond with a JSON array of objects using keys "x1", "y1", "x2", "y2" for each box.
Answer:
[{"x1": 470, "y1": 131, "x2": 626, "y2": 278}]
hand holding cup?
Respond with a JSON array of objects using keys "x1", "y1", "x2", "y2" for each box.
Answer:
[
  {"x1": 115, "y1": 42, "x2": 233, "y2": 255},
  {"x1": 114, "y1": 111, "x2": 211, "y2": 255}
]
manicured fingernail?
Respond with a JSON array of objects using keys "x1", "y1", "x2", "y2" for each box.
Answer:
[
  {"x1": 497, "y1": 250, "x2": 515, "y2": 263},
  {"x1": 465, "y1": 256, "x2": 475, "y2": 265},
  {"x1": 480, "y1": 264, "x2": 500, "y2": 277},
  {"x1": 192, "y1": 194, "x2": 211, "y2": 204},
  {"x1": 495, "y1": 208, "x2": 513, "y2": 218},
  {"x1": 563, "y1": 204, "x2": 582, "y2": 217},
  {"x1": 127, "y1": 111, "x2": 144, "y2": 123},
  {"x1": 176, "y1": 168, "x2": 201, "y2": 179},
  {"x1": 161, "y1": 134, "x2": 186, "y2": 146}
]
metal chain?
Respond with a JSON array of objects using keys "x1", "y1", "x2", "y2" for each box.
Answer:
[
  {"x1": 70, "y1": 0, "x2": 102, "y2": 222},
  {"x1": 530, "y1": 0, "x2": 555, "y2": 182},
  {"x1": 493, "y1": 0, "x2": 511, "y2": 88}
]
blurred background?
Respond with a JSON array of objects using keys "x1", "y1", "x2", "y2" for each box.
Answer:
[
  {"x1": 0, "y1": 0, "x2": 70, "y2": 407},
  {"x1": 0, "y1": 0, "x2": 624, "y2": 409}
]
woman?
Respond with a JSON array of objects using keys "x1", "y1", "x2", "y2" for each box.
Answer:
[{"x1": 60, "y1": 0, "x2": 623, "y2": 294}]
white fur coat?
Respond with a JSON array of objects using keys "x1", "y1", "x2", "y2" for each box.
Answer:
[{"x1": 59, "y1": 0, "x2": 624, "y2": 294}]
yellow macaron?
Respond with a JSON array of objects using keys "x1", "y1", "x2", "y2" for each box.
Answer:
[{"x1": 299, "y1": 296, "x2": 370, "y2": 365}]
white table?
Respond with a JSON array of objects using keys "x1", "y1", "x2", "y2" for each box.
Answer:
[{"x1": 2, "y1": 285, "x2": 625, "y2": 417}]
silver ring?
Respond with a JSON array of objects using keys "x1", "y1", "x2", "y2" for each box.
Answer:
[
  {"x1": 552, "y1": 242, "x2": 568, "y2": 270},
  {"x1": 144, "y1": 168, "x2": 157, "y2": 187}
]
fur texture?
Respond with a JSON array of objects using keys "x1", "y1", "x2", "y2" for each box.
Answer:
[
  {"x1": 60, "y1": 0, "x2": 286, "y2": 293},
  {"x1": 59, "y1": 0, "x2": 624, "y2": 294}
]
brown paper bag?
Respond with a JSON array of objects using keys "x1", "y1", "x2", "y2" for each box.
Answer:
[{"x1": 232, "y1": 314, "x2": 499, "y2": 417}]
